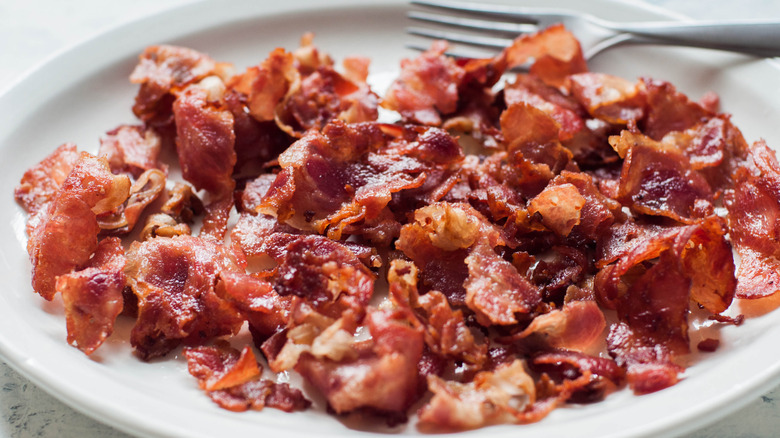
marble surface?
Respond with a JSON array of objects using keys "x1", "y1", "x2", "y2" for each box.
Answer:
[{"x1": 3, "y1": 0, "x2": 780, "y2": 437}]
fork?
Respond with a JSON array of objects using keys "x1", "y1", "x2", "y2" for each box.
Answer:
[{"x1": 408, "y1": 0, "x2": 780, "y2": 60}]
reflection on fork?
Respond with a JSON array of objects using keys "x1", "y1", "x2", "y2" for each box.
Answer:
[{"x1": 407, "y1": 0, "x2": 780, "y2": 59}]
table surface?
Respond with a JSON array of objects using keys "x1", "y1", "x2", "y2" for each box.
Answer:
[{"x1": 3, "y1": 0, "x2": 780, "y2": 437}]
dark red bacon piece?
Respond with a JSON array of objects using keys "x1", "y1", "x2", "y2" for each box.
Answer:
[{"x1": 607, "y1": 323, "x2": 683, "y2": 395}]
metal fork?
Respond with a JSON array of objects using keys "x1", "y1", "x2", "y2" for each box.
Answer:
[{"x1": 408, "y1": 0, "x2": 780, "y2": 60}]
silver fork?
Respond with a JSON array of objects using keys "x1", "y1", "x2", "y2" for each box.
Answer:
[{"x1": 408, "y1": 0, "x2": 780, "y2": 60}]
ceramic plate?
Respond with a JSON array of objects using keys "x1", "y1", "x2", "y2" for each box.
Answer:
[{"x1": 2, "y1": 0, "x2": 780, "y2": 437}]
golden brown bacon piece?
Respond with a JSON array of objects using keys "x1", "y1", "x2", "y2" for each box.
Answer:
[
  {"x1": 184, "y1": 343, "x2": 310, "y2": 412},
  {"x1": 567, "y1": 72, "x2": 645, "y2": 125},
  {"x1": 58, "y1": 237, "x2": 126, "y2": 355},
  {"x1": 125, "y1": 235, "x2": 244, "y2": 360},
  {"x1": 27, "y1": 153, "x2": 130, "y2": 300},
  {"x1": 130, "y1": 45, "x2": 218, "y2": 124},
  {"x1": 97, "y1": 168, "x2": 166, "y2": 234}
]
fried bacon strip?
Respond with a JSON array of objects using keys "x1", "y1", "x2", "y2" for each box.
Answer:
[
  {"x1": 125, "y1": 235, "x2": 244, "y2": 360},
  {"x1": 27, "y1": 153, "x2": 130, "y2": 300},
  {"x1": 184, "y1": 343, "x2": 310, "y2": 412},
  {"x1": 98, "y1": 124, "x2": 165, "y2": 177},
  {"x1": 58, "y1": 237, "x2": 126, "y2": 355}
]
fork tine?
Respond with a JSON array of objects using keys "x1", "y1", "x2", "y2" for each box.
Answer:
[
  {"x1": 410, "y1": 0, "x2": 545, "y2": 23},
  {"x1": 407, "y1": 26, "x2": 514, "y2": 49},
  {"x1": 408, "y1": 11, "x2": 538, "y2": 35}
]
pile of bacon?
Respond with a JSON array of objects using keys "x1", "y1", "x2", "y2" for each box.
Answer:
[{"x1": 14, "y1": 24, "x2": 780, "y2": 431}]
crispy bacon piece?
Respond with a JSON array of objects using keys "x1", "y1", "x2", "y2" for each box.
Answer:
[
  {"x1": 58, "y1": 237, "x2": 126, "y2": 355},
  {"x1": 97, "y1": 168, "x2": 167, "y2": 233},
  {"x1": 98, "y1": 125, "x2": 164, "y2": 177},
  {"x1": 184, "y1": 343, "x2": 310, "y2": 412},
  {"x1": 27, "y1": 153, "x2": 130, "y2": 300},
  {"x1": 173, "y1": 85, "x2": 236, "y2": 197},
  {"x1": 641, "y1": 77, "x2": 713, "y2": 140},
  {"x1": 15, "y1": 143, "x2": 80, "y2": 217},
  {"x1": 725, "y1": 140, "x2": 780, "y2": 298},
  {"x1": 611, "y1": 130, "x2": 713, "y2": 223},
  {"x1": 465, "y1": 241, "x2": 542, "y2": 326},
  {"x1": 596, "y1": 217, "x2": 735, "y2": 354},
  {"x1": 173, "y1": 85, "x2": 236, "y2": 240},
  {"x1": 607, "y1": 323, "x2": 683, "y2": 395},
  {"x1": 125, "y1": 235, "x2": 244, "y2": 360},
  {"x1": 417, "y1": 359, "x2": 536, "y2": 431},
  {"x1": 265, "y1": 234, "x2": 374, "y2": 319},
  {"x1": 216, "y1": 272, "x2": 291, "y2": 344},
  {"x1": 295, "y1": 309, "x2": 424, "y2": 421},
  {"x1": 258, "y1": 121, "x2": 463, "y2": 242},
  {"x1": 530, "y1": 350, "x2": 624, "y2": 404},
  {"x1": 509, "y1": 300, "x2": 605, "y2": 352},
  {"x1": 130, "y1": 45, "x2": 218, "y2": 124},
  {"x1": 567, "y1": 72, "x2": 645, "y2": 125},
  {"x1": 388, "y1": 259, "x2": 486, "y2": 367},
  {"x1": 504, "y1": 24, "x2": 587, "y2": 87},
  {"x1": 504, "y1": 75, "x2": 585, "y2": 142},
  {"x1": 381, "y1": 40, "x2": 464, "y2": 126}
]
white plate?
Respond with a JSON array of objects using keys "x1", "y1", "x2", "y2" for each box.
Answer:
[{"x1": 2, "y1": 0, "x2": 780, "y2": 437}]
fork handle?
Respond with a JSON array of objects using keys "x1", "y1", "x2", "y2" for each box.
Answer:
[{"x1": 611, "y1": 21, "x2": 780, "y2": 57}]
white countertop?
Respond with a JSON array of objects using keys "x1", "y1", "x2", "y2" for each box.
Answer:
[{"x1": 2, "y1": 1, "x2": 780, "y2": 437}]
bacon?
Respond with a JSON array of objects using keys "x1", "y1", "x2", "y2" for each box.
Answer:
[
  {"x1": 381, "y1": 40, "x2": 465, "y2": 126},
  {"x1": 595, "y1": 217, "x2": 735, "y2": 354},
  {"x1": 258, "y1": 122, "x2": 463, "y2": 242},
  {"x1": 15, "y1": 143, "x2": 80, "y2": 217},
  {"x1": 503, "y1": 24, "x2": 587, "y2": 87},
  {"x1": 295, "y1": 309, "x2": 423, "y2": 421},
  {"x1": 465, "y1": 241, "x2": 542, "y2": 326},
  {"x1": 606, "y1": 323, "x2": 683, "y2": 395},
  {"x1": 567, "y1": 72, "x2": 645, "y2": 125},
  {"x1": 725, "y1": 140, "x2": 780, "y2": 298},
  {"x1": 611, "y1": 130, "x2": 713, "y2": 223},
  {"x1": 509, "y1": 300, "x2": 605, "y2": 352},
  {"x1": 266, "y1": 234, "x2": 374, "y2": 319},
  {"x1": 125, "y1": 235, "x2": 244, "y2": 360},
  {"x1": 27, "y1": 153, "x2": 130, "y2": 300},
  {"x1": 173, "y1": 86, "x2": 236, "y2": 197},
  {"x1": 227, "y1": 48, "x2": 296, "y2": 123},
  {"x1": 184, "y1": 343, "x2": 310, "y2": 412},
  {"x1": 504, "y1": 74, "x2": 585, "y2": 141},
  {"x1": 130, "y1": 45, "x2": 218, "y2": 124},
  {"x1": 97, "y1": 168, "x2": 166, "y2": 233},
  {"x1": 58, "y1": 237, "x2": 126, "y2": 355},
  {"x1": 640, "y1": 77, "x2": 714, "y2": 140},
  {"x1": 277, "y1": 65, "x2": 378, "y2": 136},
  {"x1": 216, "y1": 272, "x2": 291, "y2": 344},
  {"x1": 530, "y1": 350, "x2": 624, "y2": 403},
  {"x1": 98, "y1": 125, "x2": 165, "y2": 177},
  {"x1": 417, "y1": 359, "x2": 536, "y2": 431},
  {"x1": 388, "y1": 259, "x2": 487, "y2": 367},
  {"x1": 173, "y1": 85, "x2": 236, "y2": 239}
]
